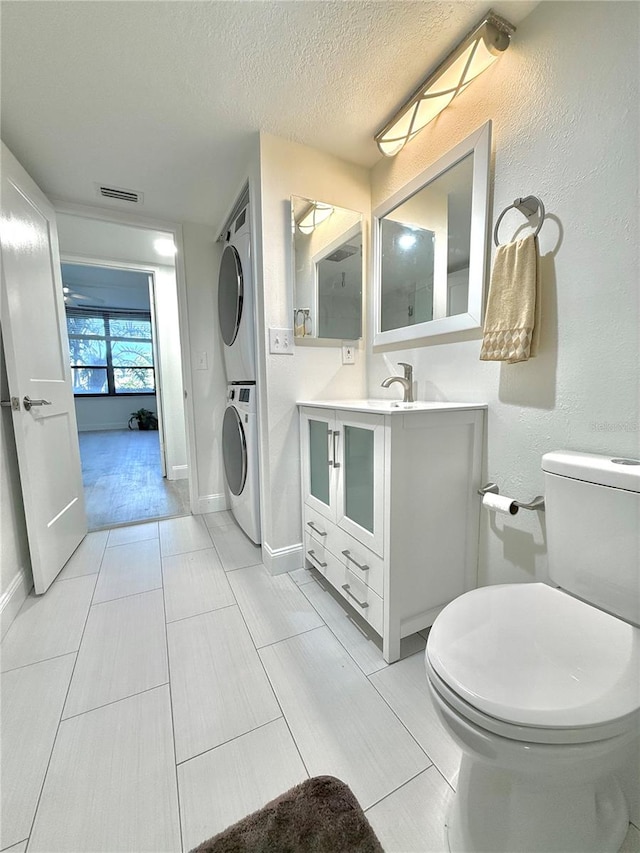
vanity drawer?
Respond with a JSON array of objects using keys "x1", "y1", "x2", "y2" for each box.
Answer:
[
  {"x1": 304, "y1": 505, "x2": 337, "y2": 549},
  {"x1": 323, "y1": 550, "x2": 384, "y2": 637},
  {"x1": 332, "y1": 528, "x2": 384, "y2": 599},
  {"x1": 304, "y1": 532, "x2": 329, "y2": 575}
]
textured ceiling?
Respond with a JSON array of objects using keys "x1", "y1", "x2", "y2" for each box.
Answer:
[{"x1": 1, "y1": 1, "x2": 537, "y2": 227}]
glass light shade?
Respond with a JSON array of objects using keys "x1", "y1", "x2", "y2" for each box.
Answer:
[
  {"x1": 298, "y1": 202, "x2": 334, "y2": 234},
  {"x1": 375, "y1": 16, "x2": 512, "y2": 157}
]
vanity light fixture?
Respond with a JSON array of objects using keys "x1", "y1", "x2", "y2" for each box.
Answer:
[
  {"x1": 375, "y1": 10, "x2": 515, "y2": 157},
  {"x1": 297, "y1": 202, "x2": 334, "y2": 234}
]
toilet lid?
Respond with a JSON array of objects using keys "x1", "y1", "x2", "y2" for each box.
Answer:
[{"x1": 427, "y1": 583, "x2": 640, "y2": 729}]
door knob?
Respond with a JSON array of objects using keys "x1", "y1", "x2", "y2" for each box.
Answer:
[{"x1": 23, "y1": 396, "x2": 52, "y2": 412}]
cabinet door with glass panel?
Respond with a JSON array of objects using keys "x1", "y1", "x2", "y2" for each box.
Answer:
[{"x1": 300, "y1": 407, "x2": 385, "y2": 556}]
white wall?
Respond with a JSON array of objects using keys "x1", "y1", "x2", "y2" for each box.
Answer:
[
  {"x1": 252, "y1": 134, "x2": 370, "y2": 569},
  {"x1": 369, "y1": 1, "x2": 639, "y2": 591},
  {"x1": 181, "y1": 222, "x2": 228, "y2": 511},
  {"x1": 75, "y1": 393, "x2": 157, "y2": 431}
]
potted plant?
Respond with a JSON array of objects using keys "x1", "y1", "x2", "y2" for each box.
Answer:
[{"x1": 128, "y1": 408, "x2": 158, "y2": 431}]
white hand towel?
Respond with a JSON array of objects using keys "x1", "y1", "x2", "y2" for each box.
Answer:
[{"x1": 480, "y1": 234, "x2": 540, "y2": 363}]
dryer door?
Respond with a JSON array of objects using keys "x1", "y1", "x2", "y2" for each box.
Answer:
[
  {"x1": 222, "y1": 405, "x2": 248, "y2": 495},
  {"x1": 218, "y1": 244, "x2": 244, "y2": 346}
]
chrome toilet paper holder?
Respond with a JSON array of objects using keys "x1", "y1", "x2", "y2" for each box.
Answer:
[{"x1": 478, "y1": 483, "x2": 545, "y2": 512}]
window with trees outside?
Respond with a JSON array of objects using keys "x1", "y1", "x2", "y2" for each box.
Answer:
[{"x1": 66, "y1": 309, "x2": 156, "y2": 396}]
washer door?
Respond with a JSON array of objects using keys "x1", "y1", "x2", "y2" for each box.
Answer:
[
  {"x1": 222, "y1": 406, "x2": 247, "y2": 496},
  {"x1": 218, "y1": 244, "x2": 244, "y2": 346}
]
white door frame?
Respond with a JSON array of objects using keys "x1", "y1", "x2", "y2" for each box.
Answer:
[
  {"x1": 60, "y1": 254, "x2": 172, "y2": 480},
  {"x1": 60, "y1": 257, "x2": 169, "y2": 477},
  {"x1": 52, "y1": 200, "x2": 198, "y2": 513}
]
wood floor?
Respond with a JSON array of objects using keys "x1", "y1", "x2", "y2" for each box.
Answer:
[{"x1": 78, "y1": 429, "x2": 190, "y2": 530}]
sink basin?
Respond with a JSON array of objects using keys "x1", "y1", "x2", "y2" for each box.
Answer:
[
  {"x1": 366, "y1": 400, "x2": 420, "y2": 409},
  {"x1": 297, "y1": 399, "x2": 487, "y2": 414}
]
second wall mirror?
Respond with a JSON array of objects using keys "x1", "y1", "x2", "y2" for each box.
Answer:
[
  {"x1": 372, "y1": 121, "x2": 491, "y2": 346},
  {"x1": 291, "y1": 197, "x2": 363, "y2": 341}
]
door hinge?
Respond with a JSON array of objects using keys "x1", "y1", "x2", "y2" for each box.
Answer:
[{"x1": 0, "y1": 397, "x2": 20, "y2": 411}]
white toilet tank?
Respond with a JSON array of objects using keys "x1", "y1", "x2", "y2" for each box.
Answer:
[{"x1": 542, "y1": 451, "x2": 640, "y2": 626}]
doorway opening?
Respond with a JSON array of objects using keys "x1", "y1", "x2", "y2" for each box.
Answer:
[{"x1": 61, "y1": 258, "x2": 189, "y2": 530}]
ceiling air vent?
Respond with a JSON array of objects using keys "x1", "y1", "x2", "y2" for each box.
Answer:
[{"x1": 95, "y1": 183, "x2": 143, "y2": 204}]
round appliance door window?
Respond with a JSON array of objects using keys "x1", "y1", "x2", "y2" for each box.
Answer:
[
  {"x1": 218, "y1": 244, "x2": 244, "y2": 346},
  {"x1": 222, "y1": 406, "x2": 247, "y2": 496}
]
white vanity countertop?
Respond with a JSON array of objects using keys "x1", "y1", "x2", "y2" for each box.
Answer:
[{"x1": 297, "y1": 399, "x2": 488, "y2": 414}]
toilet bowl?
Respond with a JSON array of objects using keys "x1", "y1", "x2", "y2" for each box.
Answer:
[{"x1": 424, "y1": 451, "x2": 640, "y2": 852}]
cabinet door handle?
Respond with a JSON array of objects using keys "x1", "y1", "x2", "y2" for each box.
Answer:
[
  {"x1": 341, "y1": 584, "x2": 369, "y2": 609},
  {"x1": 307, "y1": 549, "x2": 327, "y2": 568},
  {"x1": 332, "y1": 431, "x2": 340, "y2": 468},
  {"x1": 341, "y1": 550, "x2": 369, "y2": 571},
  {"x1": 327, "y1": 430, "x2": 333, "y2": 468},
  {"x1": 307, "y1": 521, "x2": 327, "y2": 537}
]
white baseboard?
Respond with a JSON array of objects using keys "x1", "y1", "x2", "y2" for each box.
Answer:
[
  {"x1": 195, "y1": 493, "x2": 228, "y2": 515},
  {"x1": 168, "y1": 464, "x2": 189, "y2": 481},
  {"x1": 1, "y1": 567, "x2": 32, "y2": 641},
  {"x1": 262, "y1": 541, "x2": 304, "y2": 576}
]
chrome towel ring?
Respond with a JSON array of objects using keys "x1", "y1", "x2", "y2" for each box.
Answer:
[{"x1": 493, "y1": 195, "x2": 545, "y2": 246}]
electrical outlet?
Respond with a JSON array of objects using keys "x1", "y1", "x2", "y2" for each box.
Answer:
[
  {"x1": 269, "y1": 327, "x2": 294, "y2": 355},
  {"x1": 342, "y1": 342, "x2": 356, "y2": 364}
]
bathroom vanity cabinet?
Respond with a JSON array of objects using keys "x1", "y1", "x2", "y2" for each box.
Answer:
[{"x1": 298, "y1": 400, "x2": 485, "y2": 662}]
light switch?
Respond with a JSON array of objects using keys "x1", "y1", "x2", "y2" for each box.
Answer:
[
  {"x1": 196, "y1": 351, "x2": 208, "y2": 370},
  {"x1": 269, "y1": 327, "x2": 294, "y2": 355},
  {"x1": 342, "y1": 342, "x2": 356, "y2": 364}
]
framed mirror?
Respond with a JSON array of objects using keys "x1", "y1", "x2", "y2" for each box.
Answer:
[
  {"x1": 291, "y1": 196, "x2": 363, "y2": 341},
  {"x1": 372, "y1": 121, "x2": 491, "y2": 346}
]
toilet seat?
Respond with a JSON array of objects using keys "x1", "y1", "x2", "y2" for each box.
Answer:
[{"x1": 426, "y1": 583, "x2": 640, "y2": 742}]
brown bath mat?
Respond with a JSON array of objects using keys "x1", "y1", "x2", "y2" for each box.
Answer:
[{"x1": 190, "y1": 775, "x2": 384, "y2": 853}]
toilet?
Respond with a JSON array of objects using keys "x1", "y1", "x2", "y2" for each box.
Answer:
[{"x1": 425, "y1": 450, "x2": 640, "y2": 853}]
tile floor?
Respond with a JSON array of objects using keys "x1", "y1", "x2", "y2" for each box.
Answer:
[{"x1": 2, "y1": 512, "x2": 639, "y2": 853}]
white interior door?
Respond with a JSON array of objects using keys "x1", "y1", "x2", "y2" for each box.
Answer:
[{"x1": 1, "y1": 142, "x2": 87, "y2": 593}]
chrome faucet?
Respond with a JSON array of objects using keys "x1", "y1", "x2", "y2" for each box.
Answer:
[{"x1": 381, "y1": 362, "x2": 414, "y2": 403}]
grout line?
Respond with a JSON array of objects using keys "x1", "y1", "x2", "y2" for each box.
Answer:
[
  {"x1": 165, "y1": 601, "x2": 238, "y2": 626},
  {"x1": 160, "y1": 543, "x2": 214, "y2": 560},
  {"x1": 174, "y1": 715, "x2": 285, "y2": 767},
  {"x1": 366, "y1": 669, "x2": 433, "y2": 765},
  {"x1": 231, "y1": 587, "x2": 312, "y2": 782},
  {"x1": 106, "y1": 535, "x2": 159, "y2": 549},
  {"x1": 255, "y1": 623, "x2": 328, "y2": 651},
  {"x1": 364, "y1": 763, "x2": 437, "y2": 813},
  {"x1": 59, "y1": 682, "x2": 171, "y2": 723},
  {"x1": 54, "y1": 570, "x2": 100, "y2": 584},
  {"x1": 90, "y1": 584, "x2": 163, "y2": 608},
  {"x1": 298, "y1": 575, "x2": 388, "y2": 677},
  {"x1": 0, "y1": 650, "x2": 78, "y2": 677},
  {"x1": 222, "y1": 561, "x2": 264, "y2": 573},
  {"x1": 159, "y1": 559, "x2": 185, "y2": 853},
  {"x1": 1, "y1": 839, "x2": 29, "y2": 852},
  {"x1": 23, "y1": 553, "x2": 105, "y2": 849}
]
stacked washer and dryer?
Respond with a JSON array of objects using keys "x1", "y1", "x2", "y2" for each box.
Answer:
[{"x1": 218, "y1": 205, "x2": 261, "y2": 545}]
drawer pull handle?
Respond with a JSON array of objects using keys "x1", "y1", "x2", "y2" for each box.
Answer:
[
  {"x1": 341, "y1": 550, "x2": 369, "y2": 571},
  {"x1": 341, "y1": 583, "x2": 369, "y2": 609},
  {"x1": 307, "y1": 549, "x2": 327, "y2": 569},
  {"x1": 307, "y1": 521, "x2": 327, "y2": 537}
]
